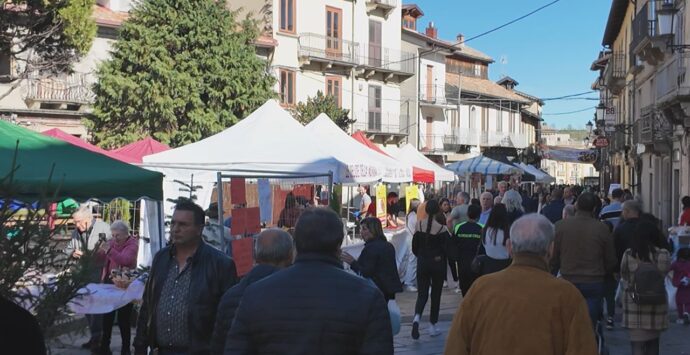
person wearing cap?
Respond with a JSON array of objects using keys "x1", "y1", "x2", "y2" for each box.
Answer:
[{"x1": 203, "y1": 202, "x2": 232, "y2": 254}]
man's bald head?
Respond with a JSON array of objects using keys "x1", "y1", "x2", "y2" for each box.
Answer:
[{"x1": 255, "y1": 228, "x2": 294, "y2": 267}]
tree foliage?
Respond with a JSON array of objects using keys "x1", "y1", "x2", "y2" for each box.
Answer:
[
  {"x1": 0, "y1": 0, "x2": 96, "y2": 99},
  {"x1": 87, "y1": 0, "x2": 276, "y2": 149},
  {"x1": 291, "y1": 91, "x2": 353, "y2": 131}
]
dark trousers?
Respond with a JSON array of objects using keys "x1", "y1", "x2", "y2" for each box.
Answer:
[
  {"x1": 100, "y1": 303, "x2": 134, "y2": 351},
  {"x1": 448, "y1": 259, "x2": 460, "y2": 282},
  {"x1": 86, "y1": 313, "x2": 103, "y2": 341},
  {"x1": 458, "y1": 258, "x2": 478, "y2": 297},
  {"x1": 414, "y1": 257, "x2": 445, "y2": 324},
  {"x1": 604, "y1": 274, "x2": 617, "y2": 318},
  {"x1": 574, "y1": 282, "x2": 605, "y2": 328}
]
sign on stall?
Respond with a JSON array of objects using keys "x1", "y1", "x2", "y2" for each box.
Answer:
[
  {"x1": 405, "y1": 184, "x2": 418, "y2": 213},
  {"x1": 375, "y1": 184, "x2": 387, "y2": 226},
  {"x1": 232, "y1": 237, "x2": 254, "y2": 277}
]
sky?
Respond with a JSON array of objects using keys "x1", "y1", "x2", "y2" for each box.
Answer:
[{"x1": 412, "y1": 0, "x2": 612, "y2": 129}]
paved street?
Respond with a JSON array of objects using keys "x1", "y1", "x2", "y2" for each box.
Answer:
[{"x1": 50, "y1": 285, "x2": 690, "y2": 354}]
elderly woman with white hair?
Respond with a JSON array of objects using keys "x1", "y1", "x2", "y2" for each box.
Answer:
[
  {"x1": 96, "y1": 220, "x2": 138, "y2": 355},
  {"x1": 501, "y1": 189, "x2": 524, "y2": 224}
]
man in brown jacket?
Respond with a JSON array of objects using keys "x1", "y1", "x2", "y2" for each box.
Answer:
[
  {"x1": 444, "y1": 214, "x2": 597, "y2": 355},
  {"x1": 551, "y1": 192, "x2": 617, "y2": 328}
]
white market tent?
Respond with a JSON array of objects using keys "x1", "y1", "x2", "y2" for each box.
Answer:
[
  {"x1": 381, "y1": 144, "x2": 455, "y2": 182},
  {"x1": 515, "y1": 162, "x2": 556, "y2": 184},
  {"x1": 305, "y1": 114, "x2": 412, "y2": 183},
  {"x1": 446, "y1": 155, "x2": 523, "y2": 175},
  {"x1": 143, "y1": 100, "x2": 350, "y2": 179},
  {"x1": 141, "y1": 100, "x2": 362, "y2": 226}
]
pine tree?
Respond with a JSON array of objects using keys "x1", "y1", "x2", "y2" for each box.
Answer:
[
  {"x1": 292, "y1": 91, "x2": 354, "y2": 131},
  {"x1": 87, "y1": 0, "x2": 275, "y2": 148}
]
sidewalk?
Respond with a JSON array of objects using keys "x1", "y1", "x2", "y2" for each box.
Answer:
[{"x1": 50, "y1": 286, "x2": 690, "y2": 354}]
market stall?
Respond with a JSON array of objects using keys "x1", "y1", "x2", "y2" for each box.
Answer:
[
  {"x1": 381, "y1": 144, "x2": 455, "y2": 182},
  {"x1": 111, "y1": 137, "x2": 170, "y2": 164},
  {"x1": 1, "y1": 120, "x2": 165, "y2": 266},
  {"x1": 42, "y1": 128, "x2": 136, "y2": 163}
]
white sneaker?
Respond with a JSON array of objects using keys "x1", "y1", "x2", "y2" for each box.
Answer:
[
  {"x1": 405, "y1": 285, "x2": 418, "y2": 292},
  {"x1": 443, "y1": 281, "x2": 448, "y2": 288},
  {"x1": 677, "y1": 318, "x2": 686, "y2": 325},
  {"x1": 428, "y1": 323, "x2": 442, "y2": 337},
  {"x1": 454, "y1": 287, "x2": 462, "y2": 294}
]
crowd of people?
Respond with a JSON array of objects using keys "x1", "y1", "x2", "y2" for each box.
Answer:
[{"x1": 8, "y1": 181, "x2": 690, "y2": 355}]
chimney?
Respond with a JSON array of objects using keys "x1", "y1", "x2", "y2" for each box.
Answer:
[
  {"x1": 456, "y1": 33, "x2": 465, "y2": 47},
  {"x1": 425, "y1": 22, "x2": 437, "y2": 39}
]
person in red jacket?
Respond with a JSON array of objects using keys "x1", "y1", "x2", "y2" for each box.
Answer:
[
  {"x1": 679, "y1": 196, "x2": 690, "y2": 226},
  {"x1": 672, "y1": 248, "x2": 690, "y2": 324},
  {"x1": 96, "y1": 220, "x2": 139, "y2": 355}
]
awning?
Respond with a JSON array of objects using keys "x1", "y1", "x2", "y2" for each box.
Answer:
[
  {"x1": 42, "y1": 128, "x2": 136, "y2": 163},
  {"x1": 351, "y1": 131, "x2": 435, "y2": 183},
  {"x1": 112, "y1": 137, "x2": 170, "y2": 163},
  {"x1": 380, "y1": 144, "x2": 455, "y2": 182},
  {"x1": 446, "y1": 155, "x2": 523, "y2": 175},
  {"x1": 2, "y1": 121, "x2": 163, "y2": 201}
]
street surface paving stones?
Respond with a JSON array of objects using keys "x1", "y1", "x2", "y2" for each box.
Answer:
[{"x1": 51, "y1": 286, "x2": 690, "y2": 354}]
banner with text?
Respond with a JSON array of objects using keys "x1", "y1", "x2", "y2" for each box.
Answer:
[{"x1": 540, "y1": 145, "x2": 598, "y2": 164}]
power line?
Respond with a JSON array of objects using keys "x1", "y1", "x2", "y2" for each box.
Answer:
[
  {"x1": 542, "y1": 106, "x2": 595, "y2": 116},
  {"x1": 541, "y1": 91, "x2": 596, "y2": 101}
]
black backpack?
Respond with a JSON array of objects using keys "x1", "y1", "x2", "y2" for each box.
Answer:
[{"x1": 630, "y1": 254, "x2": 666, "y2": 305}]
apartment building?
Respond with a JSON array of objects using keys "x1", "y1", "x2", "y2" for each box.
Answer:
[
  {"x1": 540, "y1": 124, "x2": 599, "y2": 185},
  {"x1": 399, "y1": 4, "x2": 541, "y2": 164},
  {"x1": 593, "y1": 0, "x2": 690, "y2": 227},
  {"x1": 0, "y1": 0, "x2": 131, "y2": 137},
  {"x1": 231, "y1": 0, "x2": 415, "y2": 145}
]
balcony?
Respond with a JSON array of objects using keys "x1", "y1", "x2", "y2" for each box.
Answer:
[
  {"x1": 352, "y1": 111, "x2": 409, "y2": 142},
  {"x1": 639, "y1": 105, "x2": 673, "y2": 150},
  {"x1": 358, "y1": 45, "x2": 416, "y2": 80},
  {"x1": 23, "y1": 73, "x2": 94, "y2": 110},
  {"x1": 298, "y1": 33, "x2": 360, "y2": 70},
  {"x1": 420, "y1": 84, "x2": 454, "y2": 107},
  {"x1": 365, "y1": 0, "x2": 397, "y2": 18},
  {"x1": 480, "y1": 131, "x2": 529, "y2": 149},
  {"x1": 631, "y1": 1, "x2": 671, "y2": 65},
  {"x1": 655, "y1": 53, "x2": 690, "y2": 127},
  {"x1": 603, "y1": 52, "x2": 626, "y2": 94}
]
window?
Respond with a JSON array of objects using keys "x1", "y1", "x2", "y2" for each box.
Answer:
[
  {"x1": 368, "y1": 86, "x2": 381, "y2": 130},
  {"x1": 279, "y1": 69, "x2": 295, "y2": 105},
  {"x1": 0, "y1": 52, "x2": 14, "y2": 81},
  {"x1": 280, "y1": 0, "x2": 296, "y2": 33},
  {"x1": 450, "y1": 110, "x2": 459, "y2": 129},
  {"x1": 326, "y1": 7, "x2": 342, "y2": 57},
  {"x1": 474, "y1": 63, "x2": 481, "y2": 77},
  {"x1": 496, "y1": 113, "x2": 502, "y2": 132},
  {"x1": 469, "y1": 106, "x2": 477, "y2": 130},
  {"x1": 402, "y1": 15, "x2": 416, "y2": 30},
  {"x1": 326, "y1": 76, "x2": 342, "y2": 108}
]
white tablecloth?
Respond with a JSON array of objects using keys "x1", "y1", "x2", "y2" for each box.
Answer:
[
  {"x1": 342, "y1": 228, "x2": 416, "y2": 285},
  {"x1": 68, "y1": 279, "x2": 145, "y2": 315}
]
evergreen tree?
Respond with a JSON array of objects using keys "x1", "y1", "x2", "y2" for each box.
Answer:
[
  {"x1": 292, "y1": 91, "x2": 353, "y2": 131},
  {"x1": 87, "y1": 0, "x2": 275, "y2": 148}
]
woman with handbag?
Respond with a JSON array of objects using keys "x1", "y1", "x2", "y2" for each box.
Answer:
[
  {"x1": 474, "y1": 204, "x2": 513, "y2": 276},
  {"x1": 341, "y1": 217, "x2": 403, "y2": 335},
  {"x1": 411, "y1": 200, "x2": 449, "y2": 339},
  {"x1": 95, "y1": 220, "x2": 138, "y2": 355},
  {"x1": 620, "y1": 221, "x2": 671, "y2": 355}
]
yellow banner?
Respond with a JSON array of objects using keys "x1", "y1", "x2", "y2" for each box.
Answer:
[
  {"x1": 405, "y1": 184, "x2": 418, "y2": 213},
  {"x1": 375, "y1": 184, "x2": 387, "y2": 226}
]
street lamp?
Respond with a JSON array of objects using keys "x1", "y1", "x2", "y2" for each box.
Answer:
[
  {"x1": 586, "y1": 121, "x2": 593, "y2": 135},
  {"x1": 655, "y1": 2, "x2": 690, "y2": 53}
]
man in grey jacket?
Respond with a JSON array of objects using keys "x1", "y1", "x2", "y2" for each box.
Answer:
[{"x1": 65, "y1": 205, "x2": 111, "y2": 350}]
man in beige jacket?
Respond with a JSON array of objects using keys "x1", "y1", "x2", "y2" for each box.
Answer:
[{"x1": 444, "y1": 214, "x2": 597, "y2": 355}]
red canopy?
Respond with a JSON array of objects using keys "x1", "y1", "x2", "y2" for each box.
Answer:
[
  {"x1": 112, "y1": 137, "x2": 170, "y2": 163},
  {"x1": 41, "y1": 128, "x2": 136, "y2": 163},
  {"x1": 351, "y1": 131, "x2": 435, "y2": 183}
]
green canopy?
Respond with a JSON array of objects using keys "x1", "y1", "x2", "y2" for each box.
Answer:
[{"x1": 0, "y1": 120, "x2": 163, "y2": 201}]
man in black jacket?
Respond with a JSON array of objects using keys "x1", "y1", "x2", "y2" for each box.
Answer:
[
  {"x1": 134, "y1": 201, "x2": 237, "y2": 355},
  {"x1": 210, "y1": 229, "x2": 294, "y2": 354},
  {"x1": 225, "y1": 207, "x2": 393, "y2": 354}
]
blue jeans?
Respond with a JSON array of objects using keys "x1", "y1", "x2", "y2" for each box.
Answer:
[{"x1": 574, "y1": 282, "x2": 605, "y2": 328}]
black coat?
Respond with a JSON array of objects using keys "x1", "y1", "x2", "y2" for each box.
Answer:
[
  {"x1": 210, "y1": 264, "x2": 280, "y2": 355},
  {"x1": 134, "y1": 241, "x2": 238, "y2": 354},
  {"x1": 541, "y1": 199, "x2": 565, "y2": 224},
  {"x1": 0, "y1": 296, "x2": 45, "y2": 355},
  {"x1": 224, "y1": 253, "x2": 393, "y2": 355},
  {"x1": 350, "y1": 238, "x2": 402, "y2": 299}
]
